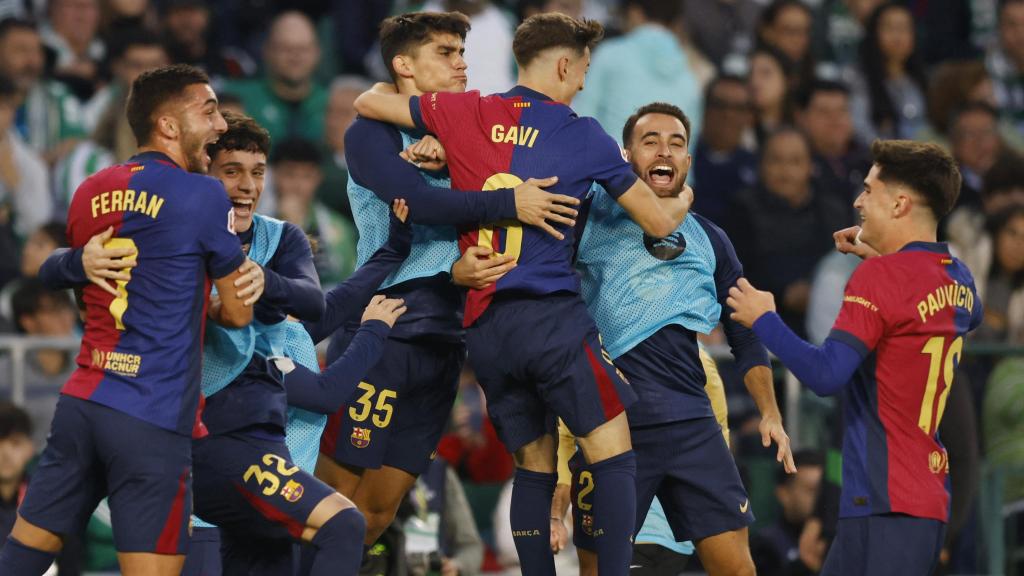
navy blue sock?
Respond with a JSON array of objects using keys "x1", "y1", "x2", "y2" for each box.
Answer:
[
  {"x1": 309, "y1": 508, "x2": 366, "y2": 576},
  {"x1": 0, "y1": 537, "x2": 57, "y2": 575},
  {"x1": 590, "y1": 450, "x2": 637, "y2": 576},
  {"x1": 510, "y1": 468, "x2": 556, "y2": 576}
]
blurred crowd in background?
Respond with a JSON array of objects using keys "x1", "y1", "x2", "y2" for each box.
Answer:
[{"x1": 0, "y1": 0, "x2": 1022, "y2": 574}]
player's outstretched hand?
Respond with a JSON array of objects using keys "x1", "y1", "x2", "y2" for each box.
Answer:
[
  {"x1": 451, "y1": 246, "x2": 516, "y2": 289},
  {"x1": 833, "y1": 226, "x2": 880, "y2": 259},
  {"x1": 513, "y1": 176, "x2": 580, "y2": 240},
  {"x1": 760, "y1": 411, "x2": 797, "y2": 473},
  {"x1": 400, "y1": 135, "x2": 447, "y2": 171},
  {"x1": 727, "y1": 278, "x2": 777, "y2": 328},
  {"x1": 234, "y1": 258, "x2": 265, "y2": 306},
  {"x1": 83, "y1": 226, "x2": 136, "y2": 297},
  {"x1": 361, "y1": 294, "x2": 407, "y2": 327}
]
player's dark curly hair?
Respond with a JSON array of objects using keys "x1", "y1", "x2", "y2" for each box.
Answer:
[
  {"x1": 513, "y1": 12, "x2": 604, "y2": 67},
  {"x1": 379, "y1": 12, "x2": 471, "y2": 83},
  {"x1": 126, "y1": 64, "x2": 210, "y2": 146},
  {"x1": 207, "y1": 111, "x2": 270, "y2": 160},
  {"x1": 870, "y1": 140, "x2": 961, "y2": 221},
  {"x1": 622, "y1": 102, "x2": 692, "y2": 148}
]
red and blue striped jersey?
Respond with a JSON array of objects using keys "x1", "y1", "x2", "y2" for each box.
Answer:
[
  {"x1": 828, "y1": 242, "x2": 982, "y2": 522},
  {"x1": 410, "y1": 86, "x2": 638, "y2": 326},
  {"x1": 63, "y1": 151, "x2": 246, "y2": 436}
]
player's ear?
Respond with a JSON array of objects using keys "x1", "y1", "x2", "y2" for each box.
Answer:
[
  {"x1": 393, "y1": 55, "x2": 414, "y2": 80},
  {"x1": 892, "y1": 192, "x2": 912, "y2": 218},
  {"x1": 557, "y1": 55, "x2": 570, "y2": 82},
  {"x1": 156, "y1": 113, "x2": 178, "y2": 140}
]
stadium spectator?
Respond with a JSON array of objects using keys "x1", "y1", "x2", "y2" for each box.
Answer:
[
  {"x1": 949, "y1": 102, "x2": 1007, "y2": 213},
  {"x1": 317, "y1": 75, "x2": 370, "y2": 219},
  {"x1": 225, "y1": 11, "x2": 327, "y2": 143},
  {"x1": 751, "y1": 450, "x2": 824, "y2": 576},
  {"x1": 161, "y1": 0, "x2": 253, "y2": 79},
  {"x1": 40, "y1": 0, "x2": 104, "y2": 101},
  {"x1": 426, "y1": 0, "x2": 515, "y2": 96},
  {"x1": 795, "y1": 79, "x2": 870, "y2": 213},
  {"x1": 402, "y1": 459, "x2": 484, "y2": 576},
  {"x1": 756, "y1": 0, "x2": 815, "y2": 93},
  {"x1": 849, "y1": 2, "x2": 927, "y2": 141},
  {"x1": 0, "y1": 73, "x2": 52, "y2": 241},
  {"x1": 917, "y1": 59, "x2": 1024, "y2": 151},
  {"x1": 7, "y1": 279, "x2": 77, "y2": 449},
  {"x1": 573, "y1": 0, "x2": 704, "y2": 145},
  {"x1": 950, "y1": 204, "x2": 1024, "y2": 345},
  {"x1": 683, "y1": 0, "x2": 762, "y2": 67},
  {"x1": 726, "y1": 127, "x2": 848, "y2": 339},
  {"x1": 748, "y1": 45, "x2": 796, "y2": 144},
  {"x1": 84, "y1": 27, "x2": 168, "y2": 159},
  {"x1": 437, "y1": 368, "x2": 514, "y2": 485},
  {"x1": 809, "y1": 0, "x2": 885, "y2": 69},
  {"x1": 0, "y1": 402, "x2": 33, "y2": 540},
  {"x1": 691, "y1": 74, "x2": 758, "y2": 227},
  {"x1": 0, "y1": 18, "x2": 85, "y2": 163},
  {"x1": 270, "y1": 137, "x2": 356, "y2": 287},
  {"x1": 989, "y1": 0, "x2": 1024, "y2": 135}
]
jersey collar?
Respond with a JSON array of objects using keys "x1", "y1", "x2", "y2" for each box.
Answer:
[
  {"x1": 504, "y1": 85, "x2": 554, "y2": 102},
  {"x1": 899, "y1": 240, "x2": 950, "y2": 255},
  {"x1": 129, "y1": 150, "x2": 182, "y2": 169}
]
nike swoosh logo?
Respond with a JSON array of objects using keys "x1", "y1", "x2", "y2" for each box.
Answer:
[
  {"x1": 629, "y1": 565, "x2": 644, "y2": 569},
  {"x1": 740, "y1": 499, "x2": 749, "y2": 513}
]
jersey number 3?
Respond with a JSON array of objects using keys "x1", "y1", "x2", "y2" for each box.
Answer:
[
  {"x1": 918, "y1": 336, "x2": 963, "y2": 435},
  {"x1": 105, "y1": 237, "x2": 138, "y2": 330},
  {"x1": 478, "y1": 173, "x2": 524, "y2": 262}
]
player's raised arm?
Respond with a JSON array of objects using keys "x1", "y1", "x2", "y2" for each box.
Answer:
[{"x1": 353, "y1": 82, "x2": 416, "y2": 128}]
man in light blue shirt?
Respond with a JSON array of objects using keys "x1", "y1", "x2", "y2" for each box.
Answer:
[{"x1": 573, "y1": 0, "x2": 703, "y2": 145}]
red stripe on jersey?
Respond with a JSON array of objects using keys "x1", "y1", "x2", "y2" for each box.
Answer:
[
  {"x1": 584, "y1": 345, "x2": 624, "y2": 421},
  {"x1": 319, "y1": 408, "x2": 343, "y2": 456},
  {"x1": 155, "y1": 467, "x2": 189, "y2": 554},
  {"x1": 192, "y1": 276, "x2": 214, "y2": 439},
  {"x1": 63, "y1": 163, "x2": 137, "y2": 399},
  {"x1": 234, "y1": 483, "x2": 304, "y2": 539}
]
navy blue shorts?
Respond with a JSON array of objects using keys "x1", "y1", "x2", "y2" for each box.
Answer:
[
  {"x1": 572, "y1": 417, "x2": 753, "y2": 550},
  {"x1": 18, "y1": 395, "x2": 192, "y2": 554},
  {"x1": 821, "y1": 514, "x2": 945, "y2": 576},
  {"x1": 181, "y1": 526, "x2": 221, "y2": 576},
  {"x1": 466, "y1": 293, "x2": 636, "y2": 452},
  {"x1": 192, "y1": 433, "x2": 334, "y2": 543},
  {"x1": 320, "y1": 333, "x2": 463, "y2": 475}
]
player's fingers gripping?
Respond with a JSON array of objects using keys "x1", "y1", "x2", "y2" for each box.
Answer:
[
  {"x1": 392, "y1": 199, "x2": 409, "y2": 223},
  {"x1": 528, "y1": 176, "x2": 559, "y2": 189},
  {"x1": 538, "y1": 221, "x2": 566, "y2": 241}
]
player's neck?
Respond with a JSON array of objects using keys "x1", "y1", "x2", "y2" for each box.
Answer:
[
  {"x1": 876, "y1": 222, "x2": 938, "y2": 255},
  {"x1": 515, "y1": 73, "x2": 565, "y2": 105},
  {"x1": 396, "y1": 77, "x2": 423, "y2": 97},
  {"x1": 138, "y1": 143, "x2": 187, "y2": 170}
]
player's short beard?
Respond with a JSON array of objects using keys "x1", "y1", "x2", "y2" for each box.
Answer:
[{"x1": 181, "y1": 125, "x2": 209, "y2": 174}]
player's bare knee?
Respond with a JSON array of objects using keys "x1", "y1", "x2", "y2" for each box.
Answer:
[
  {"x1": 10, "y1": 516, "x2": 63, "y2": 553},
  {"x1": 513, "y1": 434, "x2": 557, "y2": 473},
  {"x1": 576, "y1": 412, "x2": 632, "y2": 464}
]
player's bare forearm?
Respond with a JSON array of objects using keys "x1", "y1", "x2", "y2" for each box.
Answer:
[
  {"x1": 744, "y1": 364, "x2": 797, "y2": 473},
  {"x1": 743, "y1": 365, "x2": 781, "y2": 419},
  {"x1": 354, "y1": 84, "x2": 416, "y2": 128},
  {"x1": 616, "y1": 179, "x2": 690, "y2": 238},
  {"x1": 551, "y1": 483, "x2": 571, "y2": 520}
]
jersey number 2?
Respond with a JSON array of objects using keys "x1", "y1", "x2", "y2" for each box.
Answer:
[
  {"x1": 918, "y1": 336, "x2": 963, "y2": 435},
  {"x1": 478, "y1": 173, "x2": 524, "y2": 262},
  {"x1": 105, "y1": 237, "x2": 137, "y2": 330}
]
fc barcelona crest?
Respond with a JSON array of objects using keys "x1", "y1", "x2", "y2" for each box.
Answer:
[
  {"x1": 351, "y1": 427, "x2": 371, "y2": 448},
  {"x1": 281, "y1": 479, "x2": 304, "y2": 502},
  {"x1": 581, "y1": 513, "x2": 594, "y2": 537}
]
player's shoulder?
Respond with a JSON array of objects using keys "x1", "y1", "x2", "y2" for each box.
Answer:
[{"x1": 348, "y1": 116, "x2": 398, "y2": 138}]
